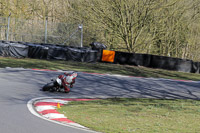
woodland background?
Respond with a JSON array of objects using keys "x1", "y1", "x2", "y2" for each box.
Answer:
[{"x1": 0, "y1": 0, "x2": 200, "y2": 61}]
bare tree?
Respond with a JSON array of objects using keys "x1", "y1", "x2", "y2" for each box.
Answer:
[{"x1": 151, "y1": 0, "x2": 200, "y2": 58}]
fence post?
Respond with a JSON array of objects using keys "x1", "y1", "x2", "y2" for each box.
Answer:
[
  {"x1": 44, "y1": 17, "x2": 48, "y2": 43},
  {"x1": 79, "y1": 24, "x2": 83, "y2": 47},
  {"x1": 6, "y1": 14, "x2": 11, "y2": 41}
]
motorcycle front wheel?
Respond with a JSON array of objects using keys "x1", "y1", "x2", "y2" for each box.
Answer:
[{"x1": 42, "y1": 82, "x2": 55, "y2": 91}]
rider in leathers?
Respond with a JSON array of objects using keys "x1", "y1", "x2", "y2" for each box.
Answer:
[{"x1": 58, "y1": 72, "x2": 77, "y2": 93}]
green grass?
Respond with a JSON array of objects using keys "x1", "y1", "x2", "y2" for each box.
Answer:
[
  {"x1": 0, "y1": 57, "x2": 200, "y2": 81},
  {"x1": 58, "y1": 98, "x2": 200, "y2": 133}
]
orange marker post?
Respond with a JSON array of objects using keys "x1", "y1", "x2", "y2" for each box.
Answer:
[{"x1": 57, "y1": 103, "x2": 61, "y2": 108}]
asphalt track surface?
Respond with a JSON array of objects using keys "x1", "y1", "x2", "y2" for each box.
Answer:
[{"x1": 0, "y1": 67, "x2": 200, "y2": 133}]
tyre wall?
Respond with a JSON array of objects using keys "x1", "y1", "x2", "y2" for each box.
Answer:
[
  {"x1": 0, "y1": 40, "x2": 199, "y2": 73},
  {"x1": 101, "y1": 49, "x2": 197, "y2": 73},
  {"x1": 0, "y1": 40, "x2": 98, "y2": 63}
]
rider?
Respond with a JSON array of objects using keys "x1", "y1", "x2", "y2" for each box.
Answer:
[{"x1": 58, "y1": 71, "x2": 77, "y2": 93}]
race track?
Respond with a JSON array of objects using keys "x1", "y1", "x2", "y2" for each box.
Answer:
[{"x1": 0, "y1": 67, "x2": 200, "y2": 133}]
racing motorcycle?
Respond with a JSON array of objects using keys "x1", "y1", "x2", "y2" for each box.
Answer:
[
  {"x1": 42, "y1": 72, "x2": 77, "y2": 92},
  {"x1": 42, "y1": 77, "x2": 63, "y2": 92}
]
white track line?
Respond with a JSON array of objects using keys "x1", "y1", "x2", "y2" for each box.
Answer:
[{"x1": 37, "y1": 99, "x2": 69, "y2": 104}]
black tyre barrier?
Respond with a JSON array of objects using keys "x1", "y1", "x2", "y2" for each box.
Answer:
[
  {"x1": 114, "y1": 52, "x2": 152, "y2": 67},
  {"x1": 0, "y1": 42, "x2": 10, "y2": 57},
  {"x1": 112, "y1": 51, "x2": 195, "y2": 73},
  {"x1": 47, "y1": 46, "x2": 68, "y2": 60},
  {"x1": 114, "y1": 51, "x2": 130, "y2": 64},
  {"x1": 26, "y1": 44, "x2": 49, "y2": 59},
  {"x1": 9, "y1": 42, "x2": 28, "y2": 58},
  {"x1": 95, "y1": 49, "x2": 103, "y2": 62},
  {"x1": 191, "y1": 62, "x2": 200, "y2": 73},
  {"x1": 150, "y1": 55, "x2": 176, "y2": 70},
  {"x1": 0, "y1": 42, "x2": 28, "y2": 58},
  {"x1": 66, "y1": 48, "x2": 86, "y2": 62},
  {"x1": 128, "y1": 53, "x2": 151, "y2": 67},
  {"x1": 0, "y1": 40, "x2": 98, "y2": 62},
  {"x1": 176, "y1": 59, "x2": 193, "y2": 73},
  {"x1": 149, "y1": 55, "x2": 193, "y2": 73},
  {"x1": 0, "y1": 40, "x2": 199, "y2": 73},
  {"x1": 83, "y1": 50, "x2": 98, "y2": 63}
]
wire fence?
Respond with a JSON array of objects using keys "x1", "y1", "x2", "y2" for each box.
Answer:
[{"x1": 0, "y1": 16, "x2": 83, "y2": 47}]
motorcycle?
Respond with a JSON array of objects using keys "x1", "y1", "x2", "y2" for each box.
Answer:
[
  {"x1": 42, "y1": 77, "x2": 64, "y2": 92},
  {"x1": 42, "y1": 72, "x2": 77, "y2": 93}
]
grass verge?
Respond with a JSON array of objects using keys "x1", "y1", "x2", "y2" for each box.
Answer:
[
  {"x1": 0, "y1": 57, "x2": 200, "y2": 80},
  {"x1": 58, "y1": 98, "x2": 200, "y2": 133}
]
